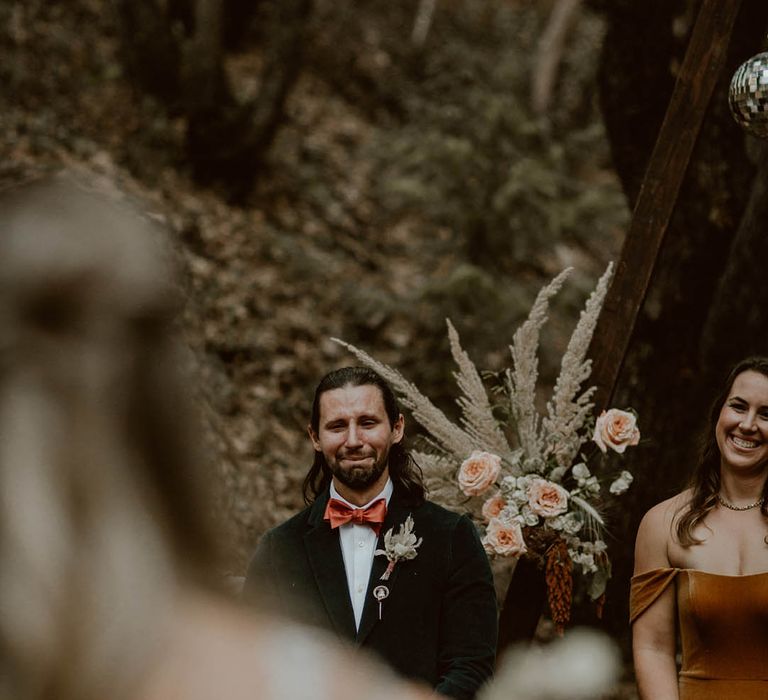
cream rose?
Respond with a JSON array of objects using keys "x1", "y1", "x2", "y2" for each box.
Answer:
[
  {"x1": 593, "y1": 408, "x2": 640, "y2": 454},
  {"x1": 458, "y1": 450, "x2": 501, "y2": 497},
  {"x1": 527, "y1": 478, "x2": 569, "y2": 518},
  {"x1": 482, "y1": 517, "x2": 527, "y2": 557},
  {"x1": 481, "y1": 492, "x2": 506, "y2": 522},
  {"x1": 609, "y1": 470, "x2": 634, "y2": 495}
]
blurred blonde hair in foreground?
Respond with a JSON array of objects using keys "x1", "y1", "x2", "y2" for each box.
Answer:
[
  {"x1": 0, "y1": 174, "x2": 431, "y2": 700},
  {"x1": 0, "y1": 173, "x2": 217, "y2": 699}
]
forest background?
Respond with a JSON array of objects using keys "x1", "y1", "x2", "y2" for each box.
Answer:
[{"x1": 4, "y1": 0, "x2": 768, "y2": 692}]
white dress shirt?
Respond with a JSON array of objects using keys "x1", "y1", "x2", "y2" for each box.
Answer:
[{"x1": 329, "y1": 478, "x2": 393, "y2": 631}]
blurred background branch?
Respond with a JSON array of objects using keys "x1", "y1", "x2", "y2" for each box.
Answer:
[
  {"x1": 531, "y1": 0, "x2": 583, "y2": 116},
  {"x1": 411, "y1": 0, "x2": 438, "y2": 47}
]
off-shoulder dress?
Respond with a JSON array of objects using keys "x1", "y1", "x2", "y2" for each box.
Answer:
[{"x1": 631, "y1": 568, "x2": 768, "y2": 699}]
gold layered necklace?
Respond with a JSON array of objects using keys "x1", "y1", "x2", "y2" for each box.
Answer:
[{"x1": 717, "y1": 494, "x2": 765, "y2": 511}]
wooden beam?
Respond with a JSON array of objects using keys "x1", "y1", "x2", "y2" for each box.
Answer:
[{"x1": 588, "y1": 0, "x2": 744, "y2": 409}]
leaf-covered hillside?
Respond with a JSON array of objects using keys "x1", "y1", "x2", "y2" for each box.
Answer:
[{"x1": 1, "y1": 0, "x2": 627, "y2": 568}]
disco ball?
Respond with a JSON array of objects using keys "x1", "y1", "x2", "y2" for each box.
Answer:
[{"x1": 729, "y1": 51, "x2": 768, "y2": 138}]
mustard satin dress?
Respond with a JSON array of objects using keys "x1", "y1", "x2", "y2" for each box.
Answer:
[{"x1": 631, "y1": 568, "x2": 768, "y2": 699}]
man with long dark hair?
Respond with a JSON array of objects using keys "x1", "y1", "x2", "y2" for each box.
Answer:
[{"x1": 246, "y1": 367, "x2": 498, "y2": 699}]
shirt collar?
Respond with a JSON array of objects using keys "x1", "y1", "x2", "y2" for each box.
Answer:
[{"x1": 329, "y1": 477, "x2": 393, "y2": 509}]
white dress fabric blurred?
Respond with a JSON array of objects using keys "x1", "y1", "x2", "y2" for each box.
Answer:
[{"x1": 139, "y1": 593, "x2": 432, "y2": 700}]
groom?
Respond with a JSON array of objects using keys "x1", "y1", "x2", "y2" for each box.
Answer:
[{"x1": 245, "y1": 366, "x2": 498, "y2": 699}]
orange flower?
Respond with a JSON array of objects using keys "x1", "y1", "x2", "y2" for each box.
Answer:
[
  {"x1": 481, "y1": 492, "x2": 506, "y2": 522},
  {"x1": 593, "y1": 408, "x2": 640, "y2": 454},
  {"x1": 458, "y1": 451, "x2": 501, "y2": 496},
  {"x1": 527, "y1": 478, "x2": 569, "y2": 518},
  {"x1": 482, "y1": 517, "x2": 527, "y2": 557}
]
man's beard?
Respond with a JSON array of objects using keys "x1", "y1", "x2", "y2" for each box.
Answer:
[{"x1": 329, "y1": 454, "x2": 389, "y2": 491}]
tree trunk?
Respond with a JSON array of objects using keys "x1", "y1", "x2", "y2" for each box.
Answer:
[
  {"x1": 113, "y1": 0, "x2": 183, "y2": 103},
  {"x1": 593, "y1": 0, "x2": 768, "y2": 642},
  {"x1": 531, "y1": 0, "x2": 583, "y2": 116},
  {"x1": 595, "y1": 0, "x2": 680, "y2": 205},
  {"x1": 588, "y1": 0, "x2": 745, "y2": 412},
  {"x1": 701, "y1": 141, "x2": 768, "y2": 373},
  {"x1": 113, "y1": 0, "x2": 311, "y2": 192},
  {"x1": 185, "y1": 0, "x2": 311, "y2": 190}
]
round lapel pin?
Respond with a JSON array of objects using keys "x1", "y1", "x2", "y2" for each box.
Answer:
[{"x1": 373, "y1": 584, "x2": 389, "y2": 620}]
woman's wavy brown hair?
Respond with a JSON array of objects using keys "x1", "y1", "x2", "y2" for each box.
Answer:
[{"x1": 676, "y1": 356, "x2": 768, "y2": 545}]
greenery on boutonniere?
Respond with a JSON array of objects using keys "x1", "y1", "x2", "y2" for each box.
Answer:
[{"x1": 335, "y1": 264, "x2": 640, "y2": 633}]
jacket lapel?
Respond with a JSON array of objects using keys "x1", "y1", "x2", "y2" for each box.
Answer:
[
  {"x1": 356, "y1": 494, "x2": 411, "y2": 645},
  {"x1": 304, "y1": 492, "x2": 357, "y2": 640}
]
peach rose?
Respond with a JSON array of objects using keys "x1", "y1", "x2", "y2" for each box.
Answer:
[
  {"x1": 481, "y1": 492, "x2": 506, "y2": 522},
  {"x1": 593, "y1": 408, "x2": 640, "y2": 454},
  {"x1": 482, "y1": 517, "x2": 527, "y2": 557},
  {"x1": 527, "y1": 478, "x2": 569, "y2": 518},
  {"x1": 458, "y1": 450, "x2": 501, "y2": 497}
]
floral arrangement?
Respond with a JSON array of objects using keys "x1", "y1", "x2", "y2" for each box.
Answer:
[{"x1": 333, "y1": 264, "x2": 640, "y2": 632}]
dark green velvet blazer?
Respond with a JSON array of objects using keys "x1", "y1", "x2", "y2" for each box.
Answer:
[{"x1": 245, "y1": 488, "x2": 498, "y2": 700}]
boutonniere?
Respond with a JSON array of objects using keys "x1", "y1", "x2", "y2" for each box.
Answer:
[
  {"x1": 371, "y1": 514, "x2": 422, "y2": 620},
  {"x1": 375, "y1": 514, "x2": 423, "y2": 579}
]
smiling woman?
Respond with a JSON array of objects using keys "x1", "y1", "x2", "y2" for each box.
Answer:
[
  {"x1": 630, "y1": 356, "x2": 768, "y2": 700},
  {"x1": 715, "y1": 370, "x2": 768, "y2": 481}
]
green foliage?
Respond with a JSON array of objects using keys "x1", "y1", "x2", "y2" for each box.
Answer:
[
  {"x1": 366, "y1": 2, "x2": 627, "y2": 274},
  {"x1": 373, "y1": 96, "x2": 626, "y2": 271}
]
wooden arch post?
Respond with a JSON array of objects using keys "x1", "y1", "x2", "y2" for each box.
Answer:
[{"x1": 587, "y1": 0, "x2": 744, "y2": 410}]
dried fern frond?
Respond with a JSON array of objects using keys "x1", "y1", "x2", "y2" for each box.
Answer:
[
  {"x1": 412, "y1": 450, "x2": 465, "y2": 509},
  {"x1": 507, "y1": 268, "x2": 572, "y2": 464},
  {"x1": 411, "y1": 449, "x2": 456, "y2": 477},
  {"x1": 570, "y1": 495, "x2": 605, "y2": 540},
  {"x1": 332, "y1": 338, "x2": 473, "y2": 460},
  {"x1": 446, "y1": 319, "x2": 514, "y2": 463},
  {"x1": 543, "y1": 263, "x2": 613, "y2": 465}
]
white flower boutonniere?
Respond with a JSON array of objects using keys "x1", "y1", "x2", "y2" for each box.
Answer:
[{"x1": 375, "y1": 514, "x2": 422, "y2": 580}]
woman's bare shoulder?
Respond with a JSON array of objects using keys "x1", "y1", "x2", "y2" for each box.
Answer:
[
  {"x1": 634, "y1": 490, "x2": 691, "y2": 573},
  {"x1": 640, "y1": 490, "x2": 691, "y2": 530}
]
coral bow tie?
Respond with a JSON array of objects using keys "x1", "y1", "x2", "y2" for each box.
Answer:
[{"x1": 323, "y1": 498, "x2": 387, "y2": 536}]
